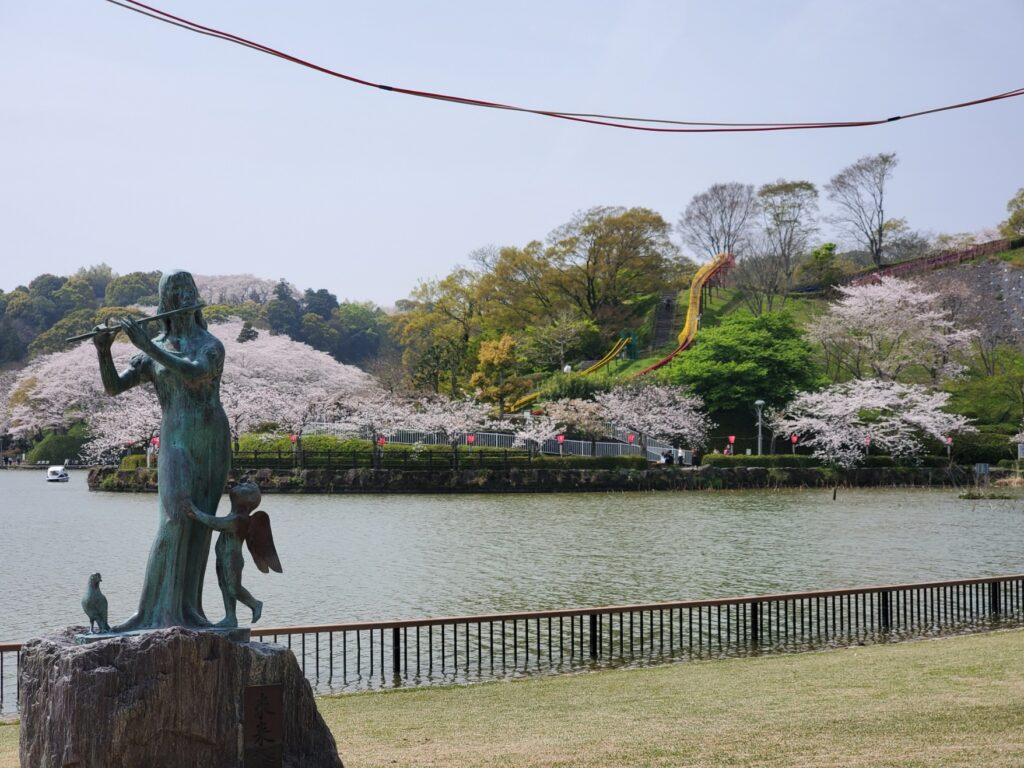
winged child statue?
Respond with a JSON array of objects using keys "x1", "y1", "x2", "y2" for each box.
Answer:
[{"x1": 188, "y1": 481, "x2": 282, "y2": 628}]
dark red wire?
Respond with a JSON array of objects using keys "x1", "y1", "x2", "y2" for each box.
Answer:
[{"x1": 107, "y1": 0, "x2": 1024, "y2": 134}]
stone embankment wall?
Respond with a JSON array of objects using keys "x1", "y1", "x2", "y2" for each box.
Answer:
[{"x1": 88, "y1": 464, "x2": 977, "y2": 493}]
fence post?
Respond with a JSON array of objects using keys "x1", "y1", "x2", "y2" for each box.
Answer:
[
  {"x1": 750, "y1": 602, "x2": 760, "y2": 643},
  {"x1": 990, "y1": 581, "x2": 1001, "y2": 616},
  {"x1": 392, "y1": 627, "x2": 401, "y2": 675},
  {"x1": 589, "y1": 614, "x2": 598, "y2": 659},
  {"x1": 880, "y1": 590, "x2": 892, "y2": 631}
]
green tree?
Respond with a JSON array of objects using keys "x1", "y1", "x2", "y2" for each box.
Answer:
[
  {"x1": 1000, "y1": 187, "x2": 1024, "y2": 238},
  {"x1": 236, "y1": 321, "x2": 259, "y2": 343},
  {"x1": 329, "y1": 302, "x2": 386, "y2": 365},
  {"x1": 28, "y1": 308, "x2": 98, "y2": 356},
  {"x1": 662, "y1": 312, "x2": 824, "y2": 413},
  {"x1": 53, "y1": 276, "x2": 99, "y2": 315},
  {"x1": 474, "y1": 241, "x2": 554, "y2": 330},
  {"x1": 470, "y1": 335, "x2": 532, "y2": 417},
  {"x1": 266, "y1": 280, "x2": 303, "y2": 338},
  {"x1": 947, "y1": 345, "x2": 1024, "y2": 425},
  {"x1": 104, "y1": 271, "x2": 160, "y2": 307},
  {"x1": 797, "y1": 243, "x2": 845, "y2": 292},
  {"x1": 393, "y1": 268, "x2": 481, "y2": 396},
  {"x1": 546, "y1": 206, "x2": 685, "y2": 336},
  {"x1": 1, "y1": 289, "x2": 51, "y2": 361},
  {"x1": 303, "y1": 288, "x2": 339, "y2": 320},
  {"x1": 75, "y1": 264, "x2": 114, "y2": 301},
  {"x1": 300, "y1": 312, "x2": 340, "y2": 352},
  {"x1": 521, "y1": 309, "x2": 599, "y2": 370}
]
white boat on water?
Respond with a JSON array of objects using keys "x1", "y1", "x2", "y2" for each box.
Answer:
[{"x1": 46, "y1": 465, "x2": 70, "y2": 482}]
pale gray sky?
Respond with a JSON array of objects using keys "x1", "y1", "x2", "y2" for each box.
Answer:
[{"x1": 2, "y1": 1, "x2": 1022, "y2": 305}]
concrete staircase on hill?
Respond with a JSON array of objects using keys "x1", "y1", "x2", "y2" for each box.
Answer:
[{"x1": 648, "y1": 293, "x2": 679, "y2": 352}]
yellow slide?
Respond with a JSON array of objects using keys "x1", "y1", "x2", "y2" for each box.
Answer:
[
  {"x1": 507, "y1": 336, "x2": 632, "y2": 413},
  {"x1": 635, "y1": 252, "x2": 735, "y2": 377}
]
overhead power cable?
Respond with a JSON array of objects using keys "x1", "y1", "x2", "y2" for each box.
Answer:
[{"x1": 106, "y1": 0, "x2": 1024, "y2": 134}]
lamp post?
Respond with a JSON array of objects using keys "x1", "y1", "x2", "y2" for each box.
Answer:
[
  {"x1": 727, "y1": 434, "x2": 736, "y2": 456},
  {"x1": 557, "y1": 433, "x2": 565, "y2": 457},
  {"x1": 754, "y1": 399, "x2": 765, "y2": 456},
  {"x1": 790, "y1": 434, "x2": 798, "y2": 454}
]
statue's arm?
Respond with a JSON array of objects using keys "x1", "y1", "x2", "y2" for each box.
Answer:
[
  {"x1": 189, "y1": 508, "x2": 237, "y2": 532},
  {"x1": 93, "y1": 330, "x2": 148, "y2": 396},
  {"x1": 120, "y1": 318, "x2": 223, "y2": 380}
]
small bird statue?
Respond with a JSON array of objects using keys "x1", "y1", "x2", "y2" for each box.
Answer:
[{"x1": 82, "y1": 572, "x2": 110, "y2": 633}]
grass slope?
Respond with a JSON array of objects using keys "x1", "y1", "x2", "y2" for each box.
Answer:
[
  {"x1": 3, "y1": 629, "x2": 1022, "y2": 766},
  {"x1": 322, "y1": 629, "x2": 1024, "y2": 767}
]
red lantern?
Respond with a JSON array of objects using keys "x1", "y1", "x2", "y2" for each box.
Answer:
[
  {"x1": 377, "y1": 435, "x2": 387, "y2": 446},
  {"x1": 466, "y1": 434, "x2": 476, "y2": 445},
  {"x1": 150, "y1": 436, "x2": 160, "y2": 448},
  {"x1": 790, "y1": 434, "x2": 798, "y2": 444},
  {"x1": 289, "y1": 434, "x2": 297, "y2": 444},
  {"x1": 627, "y1": 434, "x2": 635, "y2": 444},
  {"x1": 945, "y1": 436, "x2": 953, "y2": 445},
  {"x1": 557, "y1": 434, "x2": 565, "y2": 444},
  {"x1": 727, "y1": 435, "x2": 736, "y2": 444}
]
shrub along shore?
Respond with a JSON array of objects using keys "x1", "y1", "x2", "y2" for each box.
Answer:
[{"x1": 87, "y1": 461, "x2": 982, "y2": 493}]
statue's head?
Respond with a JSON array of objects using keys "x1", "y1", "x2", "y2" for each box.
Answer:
[
  {"x1": 229, "y1": 481, "x2": 262, "y2": 515},
  {"x1": 157, "y1": 270, "x2": 206, "y2": 331}
]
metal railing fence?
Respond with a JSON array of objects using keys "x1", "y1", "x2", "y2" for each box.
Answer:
[{"x1": 3, "y1": 573, "x2": 1022, "y2": 715}]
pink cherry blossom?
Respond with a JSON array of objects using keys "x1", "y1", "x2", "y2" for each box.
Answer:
[{"x1": 772, "y1": 379, "x2": 974, "y2": 468}]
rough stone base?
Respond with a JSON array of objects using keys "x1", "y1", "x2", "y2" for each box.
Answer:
[{"x1": 19, "y1": 627, "x2": 343, "y2": 768}]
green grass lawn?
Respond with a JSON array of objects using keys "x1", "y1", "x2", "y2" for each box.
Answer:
[{"x1": 7, "y1": 630, "x2": 1021, "y2": 767}]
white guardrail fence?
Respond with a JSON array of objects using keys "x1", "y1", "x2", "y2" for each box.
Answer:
[{"x1": 305, "y1": 423, "x2": 693, "y2": 466}]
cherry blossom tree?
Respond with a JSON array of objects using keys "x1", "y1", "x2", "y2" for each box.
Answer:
[
  {"x1": 772, "y1": 379, "x2": 974, "y2": 468},
  {"x1": 82, "y1": 388, "x2": 162, "y2": 462},
  {"x1": 5, "y1": 337, "x2": 119, "y2": 439},
  {"x1": 5, "y1": 318, "x2": 374, "y2": 462},
  {"x1": 407, "y1": 396, "x2": 495, "y2": 449},
  {"x1": 594, "y1": 383, "x2": 712, "y2": 450},
  {"x1": 216, "y1": 320, "x2": 374, "y2": 437},
  {"x1": 326, "y1": 390, "x2": 415, "y2": 445},
  {"x1": 545, "y1": 398, "x2": 608, "y2": 452},
  {"x1": 510, "y1": 413, "x2": 562, "y2": 456},
  {"x1": 809, "y1": 277, "x2": 976, "y2": 385},
  {"x1": 193, "y1": 275, "x2": 286, "y2": 305},
  {"x1": 0, "y1": 370, "x2": 17, "y2": 439}
]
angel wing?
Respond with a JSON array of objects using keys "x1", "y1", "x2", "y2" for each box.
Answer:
[{"x1": 245, "y1": 511, "x2": 283, "y2": 574}]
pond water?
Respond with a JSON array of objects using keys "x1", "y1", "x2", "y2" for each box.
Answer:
[{"x1": 2, "y1": 470, "x2": 1023, "y2": 643}]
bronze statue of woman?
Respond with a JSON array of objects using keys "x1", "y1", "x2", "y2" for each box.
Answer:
[{"x1": 92, "y1": 270, "x2": 231, "y2": 629}]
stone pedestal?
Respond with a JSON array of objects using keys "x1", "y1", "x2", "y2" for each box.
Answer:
[{"x1": 19, "y1": 627, "x2": 343, "y2": 768}]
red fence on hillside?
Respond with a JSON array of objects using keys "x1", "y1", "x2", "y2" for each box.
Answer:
[{"x1": 850, "y1": 237, "x2": 1022, "y2": 286}]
